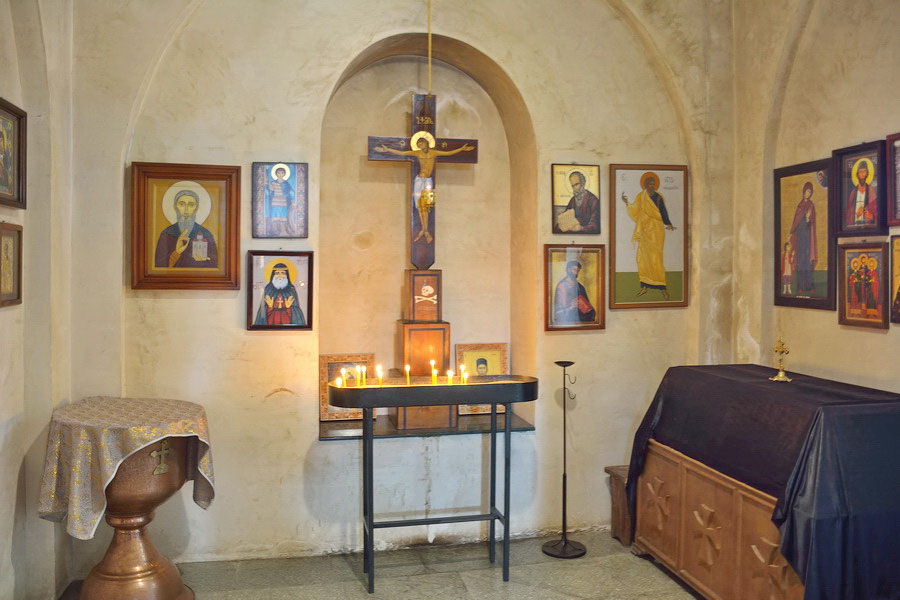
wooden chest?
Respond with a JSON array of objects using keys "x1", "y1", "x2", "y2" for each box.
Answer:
[{"x1": 634, "y1": 440, "x2": 803, "y2": 600}]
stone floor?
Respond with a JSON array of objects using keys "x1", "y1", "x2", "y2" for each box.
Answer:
[{"x1": 172, "y1": 530, "x2": 699, "y2": 600}]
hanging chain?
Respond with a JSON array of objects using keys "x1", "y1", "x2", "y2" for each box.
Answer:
[{"x1": 427, "y1": 0, "x2": 433, "y2": 94}]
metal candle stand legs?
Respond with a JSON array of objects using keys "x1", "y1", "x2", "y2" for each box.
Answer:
[{"x1": 360, "y1": 403, "x2": 513, "y2": 593}]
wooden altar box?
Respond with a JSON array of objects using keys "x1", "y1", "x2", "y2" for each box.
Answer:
[
  {"x1": 635, "y1": 440, "x2": 803, "y2": 600},
  {"x1": 404, "y1": 269, "x2": 442, "y2": 322},
  {"x1": 391, "y1": 321, "x2": 457, "y2": 429}
]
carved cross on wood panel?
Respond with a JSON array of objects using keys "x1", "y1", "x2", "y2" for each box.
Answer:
[
  {"x1": 645, "y1": 476, "x2": 671, "y2": 532},
  {"x1": 368, "y1": 94, "x2": 478, "y2": 269},
  {"x1": 751, "y1": 536, "x2": 800, "y2": 599},
  {"x1": 691, "y1": 503, "x2": 723, "y2": 568}
]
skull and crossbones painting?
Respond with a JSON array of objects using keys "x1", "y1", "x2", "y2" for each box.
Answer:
[{"x1": 415, "y1": 282, "x2": 437, "y2": 304}]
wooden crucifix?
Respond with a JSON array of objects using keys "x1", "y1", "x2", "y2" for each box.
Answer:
[{"x1": 368, "y1": 94, "x2": 478, "y2": 269}]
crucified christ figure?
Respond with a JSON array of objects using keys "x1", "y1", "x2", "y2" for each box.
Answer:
[{"x1": 375, "y1": 131, "x2": 475, "y2": 243}]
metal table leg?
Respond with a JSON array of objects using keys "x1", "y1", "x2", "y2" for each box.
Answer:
[
  {"x1": 363, "y1": 407, "x2": 375, "y2": 593},
  {"x1": 489, "y1": 403, "x2": 497, "y2": 563},
  {"x1": 503, "y1": 402, "x2": 512, "y2": 581}
]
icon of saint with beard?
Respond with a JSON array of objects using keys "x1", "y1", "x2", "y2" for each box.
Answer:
[
  {"x1": 154, "y1": 189, "x2": 218, "y2": 268},
  {"x1": 254, "y1": 262, "x2": 305, "y2": 326}
]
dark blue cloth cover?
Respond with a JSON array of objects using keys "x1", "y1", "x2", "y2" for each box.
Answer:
[{"x1": 626, "y1": 365, "x2": 900, "y2": 600}]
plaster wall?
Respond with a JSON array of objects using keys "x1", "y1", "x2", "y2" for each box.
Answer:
[
  {"x1": 4, "y1": 0, "x2": 896, "y2": 594},
  {"x1": 320, "y1": 58, "x2": 512, "y2": 366},
  {"x1": 733, "y1": 0, "x2": 900, "y2": 391},
  {"x1": 56, "y1": 0, "x2": 738, "y2": 574},
  {"x1": 2, "y1": 0, "x2": 75, "y2": 597},
  {"x1": 0, "y1": 0, "x2": 733, "y2": 589},
  {"x1": 0, "y1": 4, "x2": 27, "y2": 597}
]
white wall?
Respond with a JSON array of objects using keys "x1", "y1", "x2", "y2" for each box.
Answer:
[
  {"x1": 1, "y1": 0, "x2": 74, "y2": 598},
  {"x1": 733, "y1": 0, "x2": 900, "y2": 391},
  {"x1": 62, "y1": 0, "x2": 736, "y2": 574},
  {"x1": 0, "y1": 4, "x2": 27, "y2": 598},
  {"x1": 13, "y1": 0, "x2": 900, "y2": 597}
]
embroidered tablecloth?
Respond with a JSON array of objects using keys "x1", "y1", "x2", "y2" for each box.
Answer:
[{"x1": 38, "y1": 396, "x2": 215, "y2": 540}]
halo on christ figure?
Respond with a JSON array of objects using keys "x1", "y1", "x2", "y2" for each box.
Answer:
[
  {"x1": 410, "y1": 130, "x2": 436, "y2": 149},
  {"x1": 262, "y1": 258, "x2": 301, "y2": 287},
  {"x1": 270, "y1": 163, "x2": 291, "y2": 180},
  {"x1": 851, "y1": 158, "x2": 874, "y2": 186},
  {"x1": 161, "y1": 180, "x2": 213, "y2": 225}
]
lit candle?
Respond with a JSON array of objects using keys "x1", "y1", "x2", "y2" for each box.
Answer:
[
  {"x1": 431, "y1": 368, "x2": 438, "y2": 384},
  {"x1": 405, "y1": 364, "x2": 411, "y2": 386},
  {"x1": 355, "y1": 365, "x2": 362, "y2": 387},
  {"x1": 335, "y1": 377, "x2": 343, "y2": 388},
  {"x1": 459, "y1": 364, "x2": 466, "y2": 376},
  {"x1": 446, "y1": 370, "x2": 454, "y2": 384},
  {"x1": 361, "y1": 365, "x2": 367, "y2": 387},
  {"x1": 463, "y1": 372, "x2": 469, "y2": 385},
  {"x1": 376, "y1": 365, "x2": 383, "y2": 387},
  {"x1": 429, "y1": 359, "x2": 436, "y2": 371},
  {"x1": 340, "y1": 367, "x2": 347, "y2": 384}
]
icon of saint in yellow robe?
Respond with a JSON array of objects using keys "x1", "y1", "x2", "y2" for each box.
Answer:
[{"x1": 624, "y1": 172, "x2": 675, "y2": 297}]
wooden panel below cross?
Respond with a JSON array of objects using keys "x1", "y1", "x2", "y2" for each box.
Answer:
[
  {"x1": 634, "y1": 440, "x2": 803, "y2": 600},
  {"x1": 404, "y1": 269, "x2": 442, "y2": 322},
  {"x1": 391, "y1": 321, "x2": 457, "y2": 429}
]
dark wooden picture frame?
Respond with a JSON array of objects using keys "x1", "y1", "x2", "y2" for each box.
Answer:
[
  {"x1": 0, "y1": 222, "x2": 22, "y2": 307},
  {"x1": 544, "y1": 244, "x2": 605, "y2": 331},
  {"x1": 609, "y1": 164, "x2": 689, "y2": 309},
  {"x1": 131, "y1": 162, "x2": 240, "y2": 289},
  {"x1": 833, "y1": 140, "x2": 886, "y2": 236},
  {"x1": 246, "y1": 250, "x2": 312, "y2": 330},
  {"x1": 886, "y1": 133, "x2": 900, "y2": 227},
  {"x1": 319, "y1": 353, "x2": 375, "y2": 421},
  {"x1": 0, "y1": 98, "x2": 26, "y2": 209},
  {"x1": 773, "y1": 159, "x2": 835, "y2": 310},
  {"x1": 251, "y1": 161, "x2": 309, "y2": 238},
  {"x1": 891, "y1": 236, "x2": 900, "y2": 325},
  {"x1": 551, "y1": 163, "x2": 601, "y2": 234},
  {"x1": 838, "y1": 241, "x2": 888, "y2": 329}
]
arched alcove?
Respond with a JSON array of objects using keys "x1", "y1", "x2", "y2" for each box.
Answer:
[{"x1": 320, "y1": 34, "x2": 538, "y2": 391}]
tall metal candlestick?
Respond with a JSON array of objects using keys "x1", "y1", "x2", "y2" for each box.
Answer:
[{"x1": 542, "y1": 360, "x2": 586, "y2": 559}]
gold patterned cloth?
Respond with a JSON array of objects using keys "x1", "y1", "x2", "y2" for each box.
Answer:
[{"x1": 38, "y1": 396, "x2": 215, "y2": 540}]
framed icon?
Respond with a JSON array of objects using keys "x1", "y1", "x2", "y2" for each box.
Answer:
[
  {"x1": 319, "y1": 353, "x2": 375, "y2": 421},
  {"x1": 833, "y1": 140, "x2": 886, "y2": 237},
  {"x1": 551, "y1": 164, "x2": 600, "y2": 234},
  {"x1": 773, "y1": 159, "x2": 835, "y2": 310},
  {"x1": 131, "y1": 162, "x2": 241, "y2": 289},
  {"x1": 0, "y1": 222, "x2": 22, "y2": 307},
  {"x1": 455, "y1": 343, "x2": 509, "y2": 415},
  {"x1": 886, "y1": 133, "x2": 900, "y2": 227},
  {"x1": 609, "y1": 164, "x2": 689, "y2": 308},
  {"x1": 0, "y1": 97, "x2": 26, "y2": 209},
  {"x1": 838, "y1": 241, "x2": 888, "y2": 329},
  {"x1": 891, "y1": 236, "x2": 900, "y2": 325},
  {"x1": 251, "y1": 162, "x2": 308, "y2": 238},
  {"x1": 247, "y1": 251, "x2": 312, "y2": 331},
  {"x1": 544, "y1": 244, "x2": 605, "y2": 331}
]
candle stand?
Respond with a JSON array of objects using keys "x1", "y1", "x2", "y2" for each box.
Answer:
[{"x1": 329, "y1": 375, "x2": 538, "y2": 593}]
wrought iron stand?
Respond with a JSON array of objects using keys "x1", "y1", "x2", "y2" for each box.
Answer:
[{"x1": 542, "y1": 360, "x2": 586, "y2": 559}]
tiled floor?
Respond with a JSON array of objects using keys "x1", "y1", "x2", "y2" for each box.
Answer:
[{"x1": 171, "y1": 530, "x2": 699, "y2": 599}]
